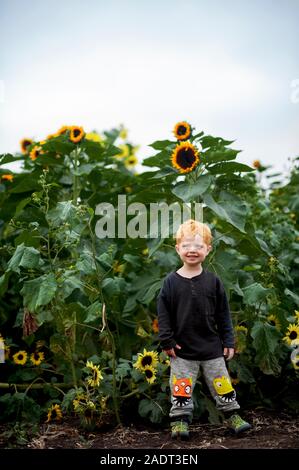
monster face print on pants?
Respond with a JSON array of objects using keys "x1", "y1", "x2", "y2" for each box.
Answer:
[{"x1": 172, "y1": 375, "x2": 192, "y2": 407}]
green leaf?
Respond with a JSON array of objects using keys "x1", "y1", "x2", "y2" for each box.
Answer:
[
  {"x1": 60, "y1": 274, "x2": 83, "y2": 299},
  {"x1": 0, "y1": 153, "x2": 23, "y2": 165},
  {"x1": 136, "y1": 280, "x2": 162, "y2": 305},
  {"x1": 84, "y1": 301, "x2": 102, "y2": 323},
  {"x1": 20, "y1": 273, "x2": 57, "y2": 312},
  {"x1": 148, "y1": 140, "x2": 176, "y2": 151},
  {"x1": 251, "y1": 322, "x2": 282, "y2": 375},
  {"x1": 142, "y1": 150, "x2": 170, "y2": 168},
  {"x1": 14, "y1": 197, "x2": 32, "y2": 217},
  {"x1": 36, "y1": 310, "x2": 54, "y2": 325},
  {"x1": 72, "y1": 163, "x2": 95, "y2": 176},
  {"x1": 0, "y1": 271, "x2": 11, "y2": 296},
  {"x1": 76, "y1": 250, "x2": 96, "y2": 275},
  {"x1": 242, "y1": 283, "x2": 272, "y2": 306},
  {"x1": 138, "y1": 398, "x2": 163, "y2": 423},
  {"x1": 203, "y1": 191, "x2": 248, "y2": 233},
  {"x1": 10, "y1": 172, "x2": 41, "y2": 193},
  {"x1": 202, "y1": 148, "x2": 239, "y2": 164},
  {"x1": 46, "y1": 201, "x2": 77, "y2": 227},
  {"x1": 46, "y1": 139, "x2": 75, "y2": 154},
  {"x1": 150, "y1": 166, "x2": 178, "y2": 179},
  {"x1": 200, "y1": 136, "x2": 235, "y2": 149},
  {"x1": 7, "y1": 243, "x2": 42, "y2": 273},
  {"x1": 208, "y1": 162, "x2": 254, "y2": 174},
  {"x1": 251, "y1": 321, "x2": 281, "y2": 355},
  {"x1": 102, "y1": 277, "x2": 126, "y2": 298},
  {"x1": 284, "y1": 288, "x2": 299, "y2": 306},
  {"x1": 115, "y1": 360, "x2": 131, "y2": 380},
  {"x1": 172, "y1": 174, "x2": 213, "y2": 202}
]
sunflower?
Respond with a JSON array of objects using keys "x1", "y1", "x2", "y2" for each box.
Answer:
[
  {"x1": 46, "y1": 404, "x2": 63, "y2": 422},
  {"x1": 85, "y1": 132, "x2": 102, "y2": 143},
  {"x1": 283, "y1": 324, "x2": 299, "y2": 346},
  {"x1": 73, "y1": 394, "x2": 89, "y2": 412},
  {"x1": 134, "y1": 348, "x2": 159, "y2": 371},
  {"x1": 266, "y1": 314, "x2": 281, "y2": 330},
  {"x1": 29, "y1": 145, "x2": 44, "y2": 161},
  {"x1": 20, "y1": 138, "x2": 33, "y2": 154},
  {"x1": 173, "y1": 121, "x2": 192, "y2": 141},
  {"x1": 116, "y1": 144, "x2": 130, "y2": 159},
  {"x1": 235, "y1": 325, "x2": 248, "y2": 335},
  {"x1": 30, "y1": 351, "x2": 45, "y2": 366},
  {"x1": 294, "y1": 310, "x2": 299, "y2": 323},
  {"x1": 152, "y1": 319, "x2": 159, "y2": 334},
  {"x1": 45, "y1": 133, "x2": 56, "y2": 140},
  {"x1": 1, "y1": 174, "x2": 13, "y2": 182},
  {"x1": 143, "y1": 366, "x2": 157, "y2": 384},
  {"x1": 13, "y1": 350, "x2": 28, "y2": 365},
  {"x1": 119, "y1": 127, "x2": 128, "y2": 140},
  {"x1": 56, "y1": 125, "x2": 70, "y2": 136},
  {"x1": 171, "y1": 141, "x2": 199, "y2": 174},
  {"x1": 86, "y1": 360, "x2": 103, "y2": 387},
  {"x1": 69, "y1": 126, "x2": 85, "y2": 143},
  {"x1": 252, "y1": 160, "x2": 261, "y2": 169},
  {"x1": 112, "y1": 260, "x2": 125, "y2": 274},
  {"x1": 125, "y1": 155, "x2": 138, "y2": 168}
]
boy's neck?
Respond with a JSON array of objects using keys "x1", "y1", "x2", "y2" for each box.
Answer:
[{"x1": 177, "y1": 263, "x2": 203, "y2": 278}]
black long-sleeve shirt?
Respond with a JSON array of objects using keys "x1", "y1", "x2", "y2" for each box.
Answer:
[{"x1": 157, "y1": 269, "x2": 235, "y2": 360}]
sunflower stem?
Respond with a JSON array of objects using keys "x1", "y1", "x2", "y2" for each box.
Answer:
[
  {"x1": 87, "y1": 217, "x2": 122, "y2": 426},
  {"x1": 72, "y1": 146, "x2": 80, "y2": 205}
]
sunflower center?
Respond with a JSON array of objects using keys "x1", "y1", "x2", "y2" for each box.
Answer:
[
  {"x1": 141, "y1": 356, "x2": 152, "y2": 367},
  {"x1": 93, "y1": 370, "x2": 98, "y2": 380},
  {"x1": 145, "y1": 369, "x2": 153, "y2": 378},
  {"x1": 176, "y1": 148, "x2": 196, "y2": 169},
  {"x1": 290, "y1": 331, "x2": 298, "y2": 340},
  {"x1": 73, "y1": 129, "x2": 81, "y2": 137},
  {"x1": 177, "y1": 125, "x2": 187, "y2": 135},
  {"x1": 270, "y1": 320, "x2": 275, "y2": 326}
]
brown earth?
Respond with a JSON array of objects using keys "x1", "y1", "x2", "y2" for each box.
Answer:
[{"x1": 1, "y1": 409, "x2": 298, "y2": 449}]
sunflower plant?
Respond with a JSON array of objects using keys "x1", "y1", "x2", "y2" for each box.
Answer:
[{"x1": 1, "y1": 121, "x2": 299, "y2": 429}]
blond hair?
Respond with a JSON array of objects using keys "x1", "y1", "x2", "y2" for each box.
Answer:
[{"x1": 175, "y1": 219, "x2": 212, "y2": 245}]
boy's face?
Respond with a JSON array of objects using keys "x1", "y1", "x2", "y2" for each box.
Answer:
[{"x1": 175, "y1": 234, "x2": 212, "y2": 266}]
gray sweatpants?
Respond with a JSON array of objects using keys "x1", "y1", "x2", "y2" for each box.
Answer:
[{"x1": 169, "y1": 355, "x2": 240, "y2": 422}]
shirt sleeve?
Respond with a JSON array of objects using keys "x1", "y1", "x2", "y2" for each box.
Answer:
[
  {"x1": 157, "y1": 277, "x2": 177, "y2": 350},
  {"x1": 215, "y1": 277, "x2": 235, "y2": 348}
]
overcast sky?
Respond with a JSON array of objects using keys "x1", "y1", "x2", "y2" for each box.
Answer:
[{"x1": 0, "y1": 0, "x2": 298, "y2": 178}]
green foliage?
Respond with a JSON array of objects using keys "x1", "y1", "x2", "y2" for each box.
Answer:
[{"x1": 0, "y1": 125, "x2": 298, "y2": 428}]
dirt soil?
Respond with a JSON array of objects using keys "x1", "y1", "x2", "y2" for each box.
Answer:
[{"x1": 1, "y1": 410, "x2": 299, "y2": 449}]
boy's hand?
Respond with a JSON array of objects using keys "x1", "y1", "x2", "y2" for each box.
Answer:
[
  {"x1": 223, "y1": 347, "x2": 234, "y2": 361},
  {"x1": 163, "y1": 344, "x2": 181, "y2": 358}
]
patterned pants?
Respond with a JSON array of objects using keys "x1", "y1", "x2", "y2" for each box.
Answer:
[{"x1": 169, "y1": 355, "x2": 240, "y2": 422}]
